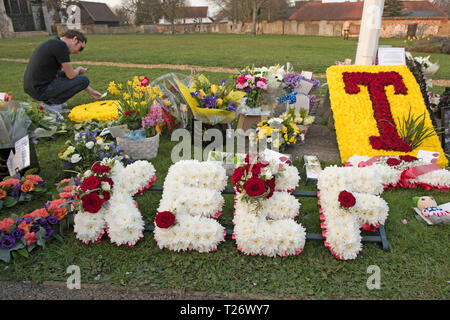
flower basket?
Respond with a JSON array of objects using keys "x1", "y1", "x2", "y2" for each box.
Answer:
[{"x1": 116, "y1": 134, "x2": 159, "y2": 160}]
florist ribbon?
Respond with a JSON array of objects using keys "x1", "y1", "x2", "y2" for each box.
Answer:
[
  {"x1": 123, "y1": 128, "x2": 146, "y2": 140},
  {"x1": 279, "y1": 92, "x2": 298, "y2": 104},
  {"x1": 400, "y1": 163, "x2": 441, "y2": 186}
]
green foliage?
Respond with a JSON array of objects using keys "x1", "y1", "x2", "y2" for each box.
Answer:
[
  {"x1": 397, "y1": 107, "x2": 441, "y2": 150},
  {"x1": 384, "y1": 0, "x2": 405, "y2": 17}
]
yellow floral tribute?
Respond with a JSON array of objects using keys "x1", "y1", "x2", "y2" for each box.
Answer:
[
  {"x1": 68, "y1": 100, "x2": 119, "y2": 123},
  {"x1": 326, "y1": 65, "x2": 447, "y2": 168}
]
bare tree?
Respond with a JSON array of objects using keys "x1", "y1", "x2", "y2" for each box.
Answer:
[
  {"x1": 45, "y1": 0, "x2": 69, "y2": 23},
  {"x1": 113, "y1": 0, "x2": 135, "y2": 25},
  {"x1": 212, "y1": 0, "x2": 270, "y2": 36},
  {"x1": 135, "y1": 0, "x2": 164, "y2": 24},
  {"x1": 160, "y1": 0, "x2": 187, "y2": 34}
]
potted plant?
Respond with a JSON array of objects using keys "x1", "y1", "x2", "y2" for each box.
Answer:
[{"x1": 108, "y1": 76, "x2": 165, "y2": 160}]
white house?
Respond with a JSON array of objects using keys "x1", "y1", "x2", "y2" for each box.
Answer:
[{"x1": 159, "y1": 6, "x2": 213, "y2": 24}]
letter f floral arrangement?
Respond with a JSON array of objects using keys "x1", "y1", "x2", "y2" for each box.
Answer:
[
  {"x1": 231, "y1": 153, "x2": 306, "y2": 257},
  {"x1": 176, "y1": 74, "x2": 246, "y2": 125}
]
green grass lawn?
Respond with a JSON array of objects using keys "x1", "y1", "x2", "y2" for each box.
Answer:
[
  {"x1": 0, "y1": 34, "x2": 449, "y2": 79},
  {"x1": 0, "y1": 34, "x2": 449, "y2": 299}
]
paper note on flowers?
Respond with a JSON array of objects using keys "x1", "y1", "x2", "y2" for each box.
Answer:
[{"x1": 326, "y1": 65, "x2": 447, "y2": 168}]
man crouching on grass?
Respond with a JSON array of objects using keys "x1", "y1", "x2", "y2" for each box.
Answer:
[{"x1": 23, "y1": 30, "x2": 102, "y2": 113}]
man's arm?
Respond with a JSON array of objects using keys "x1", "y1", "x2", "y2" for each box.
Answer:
[{"x1": 61, "y1": 62, "x2": 88, "y2": 79}]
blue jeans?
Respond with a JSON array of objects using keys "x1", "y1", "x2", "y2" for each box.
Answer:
[{"x1": 39, "y1": 71, "x2": 89, "y2": 104}]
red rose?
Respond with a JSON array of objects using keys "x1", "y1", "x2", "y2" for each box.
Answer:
[
  {"x1": 102, "y1": 191, "x2": 111, "y2": 201},
  {"x1": 259, "y1": 77, "x2": 266, "y2": 83},
  {"x1": 265, "y1": 178, "x2": 275, "y2": 199},
  {"x1": 246, "y1": 162, "x2": 264, "y2": 176},
  {"x1": 237, "y1": 75, "x2": 246, "y2": 84},
  {"x1": 125, "y1": 111, "x2": 130, "y2": 116},
  {"x1": 243, "y1": 177, "x2": 266, "y2": 197},
  {"x1": 338, "y1": 190, "x2": 356, "y2": 208},
  {"x1": 399, "y1": 155, "x2": 417, "y2": 162},
  {"x1": 91, "y1": 163, "x2": 111, "y2": 175},
  {"x1": 386, "y1": 158, "x2": 401, "y2": 166},
  {"x1": 82, "y1": 192, "x2": 104, "y2": 213},
  {"x1": 102, "y1": 177, "x2": 114, "y2": 188},
  {"x1": 80, "y1": 176, "x2": 101, "y2": 192},
  {"x1": 140, "y1": 77, "x2": 150, "y2": 87},
  {"x1": 155, "y1": 211, "x2": 175, "y2": 229},
  {"x1": 232, "y1": 166, "x2": 245, "y2": 186}
]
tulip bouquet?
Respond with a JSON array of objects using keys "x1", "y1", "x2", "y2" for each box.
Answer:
[
  {"x1": 58, "y1": 129, "x2": 132, "y2": 173},
  {"x1": 0, "y1": 173, "x2": 48, "y2": 210}
]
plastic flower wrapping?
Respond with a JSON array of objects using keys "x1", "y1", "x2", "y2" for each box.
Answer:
[
  {"x1": 317, "y1": 165, "x2": 389, "y2": 260},
  {"x1": 73, "y1": 159, "x2": 156, "y2": 246},
  {"x1": 0, "y1": 173, "x2": 48, "y2": 210},
  {"x1": 23, "y1": 102, "x2": 67, "y2": 139},
  {"x1": 154, "y1": 160, "x2": 227, "y2": 253},
  {"x1": 345, "y1": 155, "x2": 450, "y2": 192},
  {"x1": 254, "y1": 117, "x2": 304, "y2": 151},
  {"x1": 414, "y1": 55, "x2": 439, "y2": 87},
  {"x1": 0, "y1": 101, "x2": 32, "y2": 149},
  {"x1": 58, "y1": 129, "x2": 132, "y2": 172},
  {"x1": 177, "y1": 74, "x2": 246, "y2": 125},
  {"x1": 280, "y1": 106, "x2": 315, "y2": 126},
  {"x1": 231, "y1": 153, "x2": 306, "y2": 257},
  {"x1": 150, "y1": 73, "x2": 194, "y2": 129}
]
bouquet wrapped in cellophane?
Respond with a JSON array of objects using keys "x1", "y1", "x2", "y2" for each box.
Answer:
[{"x1": 177, "y1": 74, "x2": 246, "y2": 125}]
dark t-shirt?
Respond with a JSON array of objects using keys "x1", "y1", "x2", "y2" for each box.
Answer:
[{"x1": 23, "y1": 36, "x2": 70, "y2": 99}]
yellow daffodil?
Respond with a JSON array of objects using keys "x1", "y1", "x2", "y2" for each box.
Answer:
[{"x1": 216, "y1": 98, "x2": 223, "y2": 106}]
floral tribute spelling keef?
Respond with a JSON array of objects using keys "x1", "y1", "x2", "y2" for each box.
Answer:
[
  {"x1": 0, "y1": 174, "x2": 47, "y2": 210},
  {"x1": 68, "y1": 100, "x2": 120, "y2": 123},
  {"x1": 232, "y1": 154, "x2": 306, "y2": 257},
  {"x1": 73, "y1": 159, "x2": 156, "y2": 246},
  {"x1": 326, "y1": 65, "x2": 447, "y2": 168},
  {"x1": 154, "y1": 160, "x2": 227, "y2": 253},
  {"x1": 317, "y1": 165, "x2": 389, "y2": 260}
]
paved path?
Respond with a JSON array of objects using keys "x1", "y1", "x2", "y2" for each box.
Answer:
[
  {"x1": 1, "y1": 58, "x2": 449, "y2": 86},
  {"x1": 0, "y1": 279, "x2": 284, "y2": 300}
]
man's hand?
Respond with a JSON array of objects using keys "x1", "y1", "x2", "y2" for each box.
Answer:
[
  {"x1": 76, "y1": 66, "x2": 89, "y2": 75},
  {"x1": 86, "y1": 86, "x2": 103, "y2": 100}
]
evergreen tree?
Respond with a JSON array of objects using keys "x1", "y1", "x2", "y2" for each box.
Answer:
[{"x1": 383, "y1": 0, "x2": 405, "y2": 17}]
